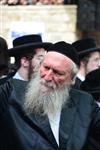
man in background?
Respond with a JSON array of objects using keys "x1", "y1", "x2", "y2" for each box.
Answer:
[
  {"x1": 81, "y1": 68, "x2": 100, "y2": 107},
  {"x1": 72, "y1": 37, "x2": 100, "y2": 89},
  {"x1": 8, "y1": 34, "x2": 52, "y2": 81}
]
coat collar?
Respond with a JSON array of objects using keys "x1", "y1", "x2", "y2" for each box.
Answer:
[{"x1": 59, "y1": 101, "x2": 77, "y2": 149}]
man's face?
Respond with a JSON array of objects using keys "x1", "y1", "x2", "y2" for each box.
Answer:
[
  {"x1": 40, "y1": 52, "x2": 73, "y2": 89},
  {"x1": 86, "y1": 51, "x2": 100, "y2": 74},
  {"x1": 31, "y1": 48, "x2": 45, "y2": 70},
  {"x1": 28, "y1": 48, "x2": 46, "y2": 79},
  {"x1": 25, "y1": 52, "x2": 73, "y2": 115}
]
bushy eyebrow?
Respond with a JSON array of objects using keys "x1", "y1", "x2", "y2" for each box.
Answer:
[{"x1": 43, "y1": 63, "x2": 66, "y2": 75}]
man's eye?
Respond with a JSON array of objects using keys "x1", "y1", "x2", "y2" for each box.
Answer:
[
  {"x1": 53, "y1": 70, "x2": 64, "y2": 76},
  {"x1": 37, "y1": 57, "x2": 43, "y2": 60},
  {"x1": 96, "y1": 58, "x2": 100, "y2": 61},
  {"x1": 44, "y1": 66, "x2": 50, "y2": 70},
  {"x1": 36, "y1": 55, "x2": 43, "y2": 59}
]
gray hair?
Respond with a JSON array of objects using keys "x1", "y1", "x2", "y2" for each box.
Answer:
[{"x1": 70, "y1": 62, "x2": 79, "y2": 85}]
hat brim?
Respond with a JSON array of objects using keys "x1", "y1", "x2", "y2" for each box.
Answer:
[
  {"x1": 79, "y1": 47, "x2": 100, "y2": 59},
  {"x1": 8, "y1": 42, "x2": 52, "y2": 57}
]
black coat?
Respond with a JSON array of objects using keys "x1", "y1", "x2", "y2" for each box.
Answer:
[
  {"x1": 72, "y1": 77, "x2": 82, "y2": 90},
  {"x1": 0, "y1": 71, "x2": 15, "y2": 85},
  {"x1": 0, "y1": 79, "x2": 100, "y2": 150}
]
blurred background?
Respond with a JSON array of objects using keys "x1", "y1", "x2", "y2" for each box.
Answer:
[{"x1": 0, "y1": 0, "x2": 100, "y2": 48}]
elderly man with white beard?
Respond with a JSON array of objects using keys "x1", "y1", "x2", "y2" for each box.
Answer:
[{"x1": 0, "y1": 41, "x2": 100, "y2": 150}]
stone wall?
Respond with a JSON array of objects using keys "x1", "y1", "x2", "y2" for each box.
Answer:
[{"x1": 0, "y1": 5, "x2": 77, "y2": 48}]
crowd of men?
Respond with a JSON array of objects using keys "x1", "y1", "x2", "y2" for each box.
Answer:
[{"x1": 0, "y1": 34, "x2": 100, "y2": 149}]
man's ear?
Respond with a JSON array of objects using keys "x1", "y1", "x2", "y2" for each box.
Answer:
[
  {"x1": 21, "y1": 57, "x2": 30, "y2": 67},
  {"x1": 81, "y1": 60, "x2": 87, "y2": 67}
]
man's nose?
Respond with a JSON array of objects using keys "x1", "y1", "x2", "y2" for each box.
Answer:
[{"x1": 44, "y1": 69, "x2": 53, "y2": 81}]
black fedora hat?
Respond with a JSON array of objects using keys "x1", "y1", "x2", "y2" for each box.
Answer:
[
  {"x1": 72, "y1": 37, "x2": 100, "y2": 59},
  {"x1": 80, "y1": 69, "x2": 100, "y2": 98},
  {"x1": 8, "y1": 34, "x2": 52, "y2": 57},
  {"x1": 47, "y1": 41, "x2": 79, "y2": 66}
]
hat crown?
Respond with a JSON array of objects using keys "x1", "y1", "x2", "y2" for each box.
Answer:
[
  {"x1": 48, "y1": 41, "x2": 79, "y2": 66},
  {"x1": 86, "y1": 69, "x2": 100, "y2": 86},
  {"x1": 13, "y1": 34, "x2": 42, "y2": 47},
  {"x1": 8, "y1": 34, "x2": 52, "y2": 57},
  {"x1": 72, "y1": 37, "x2": 97, "y2": 53},
  {"x1": 81, "y1": 69, "x2": 100, "y2": 98}
]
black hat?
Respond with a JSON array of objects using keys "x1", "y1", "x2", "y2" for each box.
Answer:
[
  {"x1": 0, "y1": 36, "x2": 9, "y2": 68},
  {"x1": 72, "y1": 37, "x2": 100, "y2": 60},
  {"x1": 0, "y1": 36, "x2": 8, "y2": 50},
  {"x1": 47, "y1": 41, "x2": 79, "y2": 66},
  {"x1": 80, "y1": 69, "x2": 100, "y2": 99},
  {"x1": 8, "y1": 34, "x2": 52, "y2": 57}
]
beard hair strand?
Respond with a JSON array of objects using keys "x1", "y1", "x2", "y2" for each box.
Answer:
[{"x1": 24, "y1": 73, "x2": 70, "y2": 117}]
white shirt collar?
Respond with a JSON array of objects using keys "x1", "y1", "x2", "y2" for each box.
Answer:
[
  {"x1": 13, "y1": 72, "x2": 25, "y2": 81},
  {"x1": 77, "y1": 73, "x2": 85, "y2": 81},
  {"x1": 96, "y1": 101, "x2": 100, "y2": 107}
]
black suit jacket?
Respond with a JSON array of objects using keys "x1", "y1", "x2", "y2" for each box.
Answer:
[{"x1": 0, "y1": 79, "x2": 100, "y2": 150}]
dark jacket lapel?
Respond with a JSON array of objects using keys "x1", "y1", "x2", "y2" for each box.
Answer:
[
  {"x1": 32, "y1": 114, "x2": 59, "y2": 149},
  {"x1": 59, "y1": 89, "x2": 79, "y2": 150}
]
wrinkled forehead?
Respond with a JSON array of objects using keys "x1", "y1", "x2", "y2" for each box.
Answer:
[
  {"x1": 34, "y1": 48, "x2": 45, "y2": 54},
  {"x1": 89, "y1": 51, "x2": 100, "y2": 57},
  {"x1": 42, "y1": 52, "x2": 74, "y2": 71}
]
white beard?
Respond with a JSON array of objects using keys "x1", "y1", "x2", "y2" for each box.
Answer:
[{"x1": 24, "y1": 73, "x2": 70, "y2": 117}]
